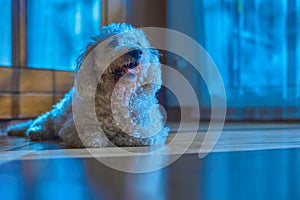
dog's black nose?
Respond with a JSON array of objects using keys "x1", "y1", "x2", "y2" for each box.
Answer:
[{"x1": 129, "y1": 49, "x2": 143, "y2": 60}]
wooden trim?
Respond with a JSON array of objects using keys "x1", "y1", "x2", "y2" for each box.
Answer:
[
  {"x1": 0, "y1": 67, "x2": 73, "y2": 119},
  {"x1": 11, "y1": 68, "x2": 21, "y2": 118},
  {"x1": 166, "y1": 106, "x2": 300, "y2": 122},
  {"x1": 12, "y1": 0, "x2": 27, "y2": 67},
  {"x1": 0, "y1": 94, "x2": 12, "y2": 119},
  {"x1": 126, "y1": 0, "x2": 166, "y2": 27},
  {"x1": 19, "y1": 94, "x2": 64, "y2": 118},
  {"x1": 0, "y1": 68, "x2": 13, "y2": 92},
  {"x1": 101, "y1": 0, "x2": 109, "y2": 26},
  {"x1": 11, "y1": 0, "x2": 27, "y2": 117},
  {"x1": 101, "y1": 0, "x2": 127, "y2": 26},
  {"x1": 0, "y1": 93, "x2": 65, "y2": 119},
  {"x1": 0, "y1": 67, "x2": 73, "y2": 93}
]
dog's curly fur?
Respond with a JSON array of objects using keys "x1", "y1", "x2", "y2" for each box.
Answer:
[{"x1": 6, "y1": 23, "x2": 169, "y2": 147}]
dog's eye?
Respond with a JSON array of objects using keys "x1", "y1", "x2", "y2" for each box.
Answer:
[{"x1": 108, "y1": 40, "x2": 118, "y2": 48}]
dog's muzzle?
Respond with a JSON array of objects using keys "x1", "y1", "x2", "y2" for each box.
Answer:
[
  {"x1": 128, "y1": 49, "x2": 143, "y2": 62},
  {"x1": 112, "y1": 49, "x2": 143, "y2": 79}
]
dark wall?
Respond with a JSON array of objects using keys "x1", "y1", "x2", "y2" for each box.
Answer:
[{"x1": 126, "y1": 0, "x2": 166, "y2": 28}]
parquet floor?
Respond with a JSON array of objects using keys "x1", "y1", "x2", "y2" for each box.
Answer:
[{"x1": 0, "y1": 122, "x2": 300, "y2": 200}]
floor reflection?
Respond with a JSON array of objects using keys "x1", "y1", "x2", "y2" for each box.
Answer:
[
  {"x1": 0, "y1": 158, "x2": 98, "y2": 199},
  {"x1": 0, "y1": 148, "x2": 299, "y2": 200}
]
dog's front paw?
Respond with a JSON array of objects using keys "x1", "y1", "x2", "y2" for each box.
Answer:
[
  {"x1": 26, "y1": 126, "x2": 57, "y2": 141},
  {"x1": 26, "y1": 126, "x2": 43, "y2": 140}
]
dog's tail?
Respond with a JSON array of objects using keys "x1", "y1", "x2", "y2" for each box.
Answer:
[{"x1": 5, "y1": 120, "x2": 33, "y2": 137}]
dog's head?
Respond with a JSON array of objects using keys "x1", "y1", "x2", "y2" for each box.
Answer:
[{"x1": 76, "y1": 23, "x2": 160, "y2": 83}]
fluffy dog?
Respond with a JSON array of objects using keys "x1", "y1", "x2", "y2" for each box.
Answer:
[{"x1": 6, "y1": 23, "x2": 169, "y2": 147}]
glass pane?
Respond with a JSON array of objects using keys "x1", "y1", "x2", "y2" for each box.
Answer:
[
  {"x1": 0, "y1": 0, "x2": 12, "y2": 66},
  {"x1": 203, "y1": 0, "x2": 300, "y2": 107},
  {"x1": 27, "y1": 0, "x2": 101, "y2": 71}
]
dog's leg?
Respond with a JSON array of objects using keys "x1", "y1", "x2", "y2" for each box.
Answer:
[
  {"x1": 57, "y1": 117, "x2": 84, "y2": 147},
  {"x1": 59, "y1": 116, "x2": 112, "y2": 148},
  {"x1": 26, "y1": 89, "x2": 74, "y2": 141},
  {"x1": 122, "y1": 84, "x2": 169, "y2": 146},
  {"x1": 26, "y1": 112, "x2": 58, "y2": 141},
  {"x1": 6, "y1": 120, "x2": 33, "y2": 137}
]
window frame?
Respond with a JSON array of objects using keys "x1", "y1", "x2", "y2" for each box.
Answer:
[
  {"x1": 165, "y1": 0, "x2": 300, "y2": 121},
  {"x1": 10, "y1": 0, "x2": 108, "y2": 69},
  {"x1": 11, "y1": 0, "x2": 27, "y2": 67},
  {"x1": 0, "y1": 0, "x2": 129, "y2": 119}
]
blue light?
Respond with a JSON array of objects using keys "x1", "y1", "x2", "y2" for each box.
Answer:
[
  {"x1": 26, "y1": 0, "x2": 101, "y2": 71},
  {"x1": 0, "y1": 0, "x2": 12, "y2": 66}
]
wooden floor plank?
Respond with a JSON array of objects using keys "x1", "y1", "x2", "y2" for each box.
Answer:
[{"x1": 0, "y1": 122, "x2": 300, "y2": 161}]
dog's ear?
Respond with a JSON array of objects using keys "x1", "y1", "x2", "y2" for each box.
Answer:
[
  {"x1": 150, "y1": 48, "x2": 161, "y2": 58},
  {"x1": 75, "y1": 43, "x2": 96, "y2": 75}
]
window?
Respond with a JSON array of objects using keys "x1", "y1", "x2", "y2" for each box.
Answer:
[
  {"x1": 0, "y1": 0, "x2": 101, "y2": 119},
  {"x1": 0, "y1": 0, "x2": 101, "y2": 70},
  {"x1": 166, "y1": 0, "x2": 300, "y2": 120},
  {"x1": 0, "y1": 0, "x2": 12, "y2": 66},
  {"x1": 0, "y1": 0, "x2": 130, "y2": 119},
  {"x1": 203, "y1": 0, "x2": 300, "y2": 119},
  {"x1": 27, "y1": 0, "x2": 101, "y2": 70}
]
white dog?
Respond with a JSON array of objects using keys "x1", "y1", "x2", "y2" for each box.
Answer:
[{"x1": 6, "y1": 23, "x2": 169, "y2": 147}]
